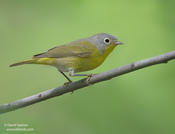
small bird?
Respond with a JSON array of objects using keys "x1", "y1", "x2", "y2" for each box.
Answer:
[{"x1": 10, "y1": 33, "x2": 123, "y2": 83}]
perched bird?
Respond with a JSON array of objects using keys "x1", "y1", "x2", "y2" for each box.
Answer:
[{"x1": 9, "y1": 33, "x2": 123, "y2": 82}]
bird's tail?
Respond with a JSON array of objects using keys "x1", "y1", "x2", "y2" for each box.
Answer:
[
  {"x1": 9, "y1": 58, "x2": 56, "y2": 67},
  {"x1": 9, "y1": 59, "x2": 37, "y2": 67}
]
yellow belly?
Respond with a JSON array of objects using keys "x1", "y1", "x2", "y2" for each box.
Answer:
[
  {"x1": 55, "y1": 55, "x2": 105, "y2": 72},
  {"x1": 55, "y1": 45, "x2": 116, "y2": 72},
  {"x1": 34, "y1": 44, "x2": 116, "y2": 72}
]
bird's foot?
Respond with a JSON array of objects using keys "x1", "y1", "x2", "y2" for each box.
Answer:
[
  {"x1": 63, "y1": 81, "x2": 74, "y2": 94},
  {"x1": 86, "y1": 74, "x2": 96, "y2": 85},
  {"x1": 64, "y1": 81, "x2": 72, "y2": 86}
]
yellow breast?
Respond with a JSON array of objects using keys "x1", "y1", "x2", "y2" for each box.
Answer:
[
  {"x1": 54, "y1": 44, "x2": 116, "y2": 72},
  {"x1": 34, "y1": 44, "x2": 116, "y2": 73}
]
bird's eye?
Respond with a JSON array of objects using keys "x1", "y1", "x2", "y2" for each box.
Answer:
[{"x1": 104, "y1": 38, "x2": 110, "y2": 45}]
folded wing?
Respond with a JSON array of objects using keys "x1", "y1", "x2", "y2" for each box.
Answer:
[{"x1": 33, "y1": 40, "x2": 96, "y2": 58}]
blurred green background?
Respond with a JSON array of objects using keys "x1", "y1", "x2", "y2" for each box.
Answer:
[{"x1": 0, "y1": 0, "x2": 175, "y2": 134}]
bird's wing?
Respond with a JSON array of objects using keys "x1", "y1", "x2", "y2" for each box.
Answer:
[{"x1": 33, "y1": 40, "x2": 96, "y2": 58}]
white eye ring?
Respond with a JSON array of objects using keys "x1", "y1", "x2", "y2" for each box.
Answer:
[{"x1": 104, "y1": 38, "x2": 110, "y2": 45}]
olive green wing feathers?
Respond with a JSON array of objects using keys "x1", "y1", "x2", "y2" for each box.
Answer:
[{"x1": 33, "y1": 40, "x2": 96, "y2": 58}]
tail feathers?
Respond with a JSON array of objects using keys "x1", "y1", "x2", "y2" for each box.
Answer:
[{"x1": 9, "y1": 59, "x2": 36, "y2": 67}]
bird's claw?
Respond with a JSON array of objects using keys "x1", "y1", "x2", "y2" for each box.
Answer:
[
  {"x1": 63, "y1": 81, "x2": 74, "y2": 94},
  {"x1": 64, "y1": 81, "x2": 72, "y2": 86},
  {"x1": 86, "y1": 74, "x2": 96, "y2": 85}
]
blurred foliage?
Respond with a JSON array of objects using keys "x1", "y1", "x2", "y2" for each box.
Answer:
[{"x1": 0, "y1": 0, "x2": 175, "y2": 134}]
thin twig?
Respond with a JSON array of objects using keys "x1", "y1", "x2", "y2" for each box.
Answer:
[{"x1": 0, "y1": 50, "x2": 175, "y2": 114}]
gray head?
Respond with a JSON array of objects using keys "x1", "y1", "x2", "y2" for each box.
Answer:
[{"x1": 87, "y1": 33, "x2": 123, "y2": 54}]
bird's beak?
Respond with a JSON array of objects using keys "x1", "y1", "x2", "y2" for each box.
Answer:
[{"x1": 115, "y1": 41, "x2": 123, "y2": 45}]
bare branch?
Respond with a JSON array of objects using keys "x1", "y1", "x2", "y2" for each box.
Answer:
[{"x1": 0, "y1": 50, "x2": 175, "y2": 114}]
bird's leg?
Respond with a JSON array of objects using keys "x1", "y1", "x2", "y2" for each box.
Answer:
[
  {"x1": 69, "y1": 70, "x2": 95, "y2": 84},
  {"x1": 58, "y1": 70, "x2": 72, "y2": 84},
  {"x1": 69, "y1": 70, "x2": 89, "y2": 76}
]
